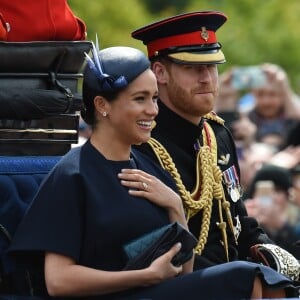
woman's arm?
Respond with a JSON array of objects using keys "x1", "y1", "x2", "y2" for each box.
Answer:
[
  {"x1": 118, "y1": 168, "x2": 194, "y2": 273},
  {"x1": 45, "y1": 244, "x2": 182, "y2": 297}
]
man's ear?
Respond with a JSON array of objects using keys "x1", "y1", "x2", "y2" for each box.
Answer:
[{"x1": 152, "y1": 61, "x2": 169, "y2": 84}]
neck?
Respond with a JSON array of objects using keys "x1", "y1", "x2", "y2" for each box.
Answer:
[
  {"x1": 159, "y1": 100, "x2": 203, "y2": 126},
  {"x1": 90, "y1": 134, "x2": 131, "y2": 161}
]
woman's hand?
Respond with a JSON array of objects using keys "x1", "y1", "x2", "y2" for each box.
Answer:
[
  {"x1": 44, "y1": 244, "x2": 186, "y2": 297},
  {"x1": 118, "y1": 168, "x2": 183, "y2": 214},
  {"x1": 118, "y1": 169, "x2": 194, "y2": 273},
  {"x1": 144, "y1": 243, "x2": 184, "y2": 286}
]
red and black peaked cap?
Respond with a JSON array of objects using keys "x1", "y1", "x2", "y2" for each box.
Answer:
[{"x1": 132, "y1": 11, "x2": 227, "y2": 64}]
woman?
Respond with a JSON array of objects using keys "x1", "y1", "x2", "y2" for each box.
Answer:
[{"x1": 9, "y1": 43, "x2": 296, "y2": 299}]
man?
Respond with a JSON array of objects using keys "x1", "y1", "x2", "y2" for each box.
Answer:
[{"x1": 131, "y1": 11, "x2": 299, "y2": 278}]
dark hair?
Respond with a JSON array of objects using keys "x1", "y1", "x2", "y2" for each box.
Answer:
[
  {"x1": 81, "y1": 46, "x2": 150, "y2": 126},
  {"x1": 81, "y1": 80, "x2": 118, "y2": 126},
  {"x1": 245, "y1": 164, "x2": 292, "y2": 199}
]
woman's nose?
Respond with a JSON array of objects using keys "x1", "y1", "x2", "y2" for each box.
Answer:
[{"x1": 146, "y1": 101, "x2": 159, "y2": 116}]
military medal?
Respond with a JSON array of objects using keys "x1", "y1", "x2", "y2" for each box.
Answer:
[
  {"x1": 230, "y1": 188, "x2": 239, "y2": 202},
  {"x1": 223, "y1": 165, "x2": 241, "y2": 202}
]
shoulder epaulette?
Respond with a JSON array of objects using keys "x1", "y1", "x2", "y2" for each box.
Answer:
[{"x1": 203, "y1": 111, "x2": 225, "y2": 126}]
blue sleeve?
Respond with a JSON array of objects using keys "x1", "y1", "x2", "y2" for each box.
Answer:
[{"x1": 9, "y1": 159, "x2": 85, "y2": 262}]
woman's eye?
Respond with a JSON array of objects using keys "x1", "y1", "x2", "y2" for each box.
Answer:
[
  {"x1": 134, "y1": 96, "x2": 145, "y2": 102},
  {"x1": 152, "y1": 96, "x2": 159, "y2": 103}
]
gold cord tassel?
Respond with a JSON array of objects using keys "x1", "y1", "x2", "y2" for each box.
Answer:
[{"x1": 147, "y1": 120, "x2": 235, "y2": 258}]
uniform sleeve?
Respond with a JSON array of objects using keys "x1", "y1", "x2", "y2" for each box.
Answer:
[
  {"x1": 9, "y1": 162, "x2": 84, "y2": 262},
  {"x1": 237, "y1": 214, "x2": 274, "y2": 260}
]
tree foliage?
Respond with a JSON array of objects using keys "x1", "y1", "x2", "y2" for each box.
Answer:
[
  {"x1": 142, "y1": 0, "x2": 188, "y2": 13},
  {"x1": 69, "y1": 0, "x2": 300, "y2": 91}
]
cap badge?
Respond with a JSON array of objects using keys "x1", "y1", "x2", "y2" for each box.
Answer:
[{"x1": 200, "y1": 26, "x2": 209, "y2": 42}]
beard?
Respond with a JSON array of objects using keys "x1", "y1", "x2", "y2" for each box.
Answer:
[{"x1": 167, "y1": 77, "x2": 215, "y2": 118}]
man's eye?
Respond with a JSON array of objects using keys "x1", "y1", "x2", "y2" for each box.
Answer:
[{"x1": 182, "y1": 65, "x2": 193, "y2": 69}]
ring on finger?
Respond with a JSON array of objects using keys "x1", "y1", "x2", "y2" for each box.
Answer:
[{"x1": 142, "y1": 182, "x2": 148, "y2": 191}]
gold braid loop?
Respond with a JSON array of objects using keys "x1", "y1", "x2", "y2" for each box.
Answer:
[
  {"x1": 147, "y1": 138, "x2": 192, "y2": 204},
  {"x1": 188, "y1": 146, "x2": 214, "y2": 213},
  {"x1": 193, "y1": 146, "x2": 214, "y2": 254},
  {"x1": 203, "y1": 111, "x2": 225, "y2": 125},
  {"x1": 210, "y1": 144, "x2": 237, "y2": 246},
  {"x1": 147, "y1": 119, "x2": 236, "y2": 258},
  {"x1": 212, "y1": 165, "x2": 223, "y2": 200},
  {"x1": 147, "y1": 138, "x2": 214, "y2": 255}
]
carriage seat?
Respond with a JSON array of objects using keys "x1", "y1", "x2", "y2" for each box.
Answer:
[{"x1": 0, "y1": 155, "x2": 61, "y2": 298}]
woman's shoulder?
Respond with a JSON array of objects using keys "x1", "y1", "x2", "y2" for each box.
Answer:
[
  {"x1": 131, "y1": 148, "x2": 177, "y2": 188},
  {"x1": 48, "y1": 145, "x2": 85, "y2": 177}
]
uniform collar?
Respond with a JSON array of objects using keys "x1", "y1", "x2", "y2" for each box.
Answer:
[{"x1": 153, "y1": 100, "x2": 203, "y2": 149}]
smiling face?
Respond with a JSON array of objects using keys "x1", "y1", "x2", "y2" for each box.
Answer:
[
  {"x1": 105, "y1": 69, "x2": 159, "y2": 146},
  {"x1": 153, "y1": 60, "x2": 219, "y2": 124}
]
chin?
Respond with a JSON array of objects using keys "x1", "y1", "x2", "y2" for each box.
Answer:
[{"x1": 133, "y1": 137, "x2": 150, "y2": 145}]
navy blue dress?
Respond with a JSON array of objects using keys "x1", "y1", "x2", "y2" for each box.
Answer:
[{"x1": 9, "y1": 140, "x2": 294, "y2": 299}]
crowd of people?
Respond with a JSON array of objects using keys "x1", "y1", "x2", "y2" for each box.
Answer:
[
  {"x1": 78, "y1": 21, "x2": 300, "y2": 265},
  {"x1": 1, "y1": 2, "x2": 300, "y2": 299},
  {"x1": 215, "y1": 62, "x2": 300, "y2": 259}
]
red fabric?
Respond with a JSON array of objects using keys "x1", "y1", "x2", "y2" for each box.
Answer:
[
  {"x1": 147, "y1": 30, "x2": 217, "y2": 58},
  {"x1": 0, "y1": 0, "x2": 86, "y2": 41},
  {"x1": 0, "y1": 13, "x2": 7, "y2": 40}
]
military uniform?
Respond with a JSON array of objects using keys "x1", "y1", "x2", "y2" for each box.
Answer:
[
  {"x1": 135, "y1": 101, "x2": 272, "y2": 268},
  {"x1": 132, "y1": 10, "x2": 300, "y2": 282}
]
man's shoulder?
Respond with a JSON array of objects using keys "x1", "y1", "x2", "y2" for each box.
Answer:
[{"x1": 203, "y1": 111, "x2": 225, "y2": 126}]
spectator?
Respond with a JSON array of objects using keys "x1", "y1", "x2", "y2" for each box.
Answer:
[
  {"x1": 291, "y1": 166, "x2": 300, "y2": 237},
  {"x1": 244, "y1": 164, "x2": 300, "y2": 259},
  {"x1": 249, "y1": 63, "x2": 300, "y2": 149},
  {"x1": 216, "y1": 63, "x2": 300, "y2": 151},
  {"x1": 239, "y1": 142, "x2": 278, "y2": 192}
]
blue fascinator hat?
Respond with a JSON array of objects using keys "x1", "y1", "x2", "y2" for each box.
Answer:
[{"x1": 82, "y1": 38, "x2": 150, "y2": 124}]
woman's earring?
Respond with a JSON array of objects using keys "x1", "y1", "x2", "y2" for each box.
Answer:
[{"x1": 102, "y1": 111, "x2": 107, "y2": 117}]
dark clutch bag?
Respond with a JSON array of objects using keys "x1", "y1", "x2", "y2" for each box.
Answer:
[{"x1": 123, "y1": 222, "x2": 198, "y2": 270}]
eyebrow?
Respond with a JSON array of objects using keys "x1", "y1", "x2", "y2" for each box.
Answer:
[{"x1": 131, "y1": 90, "x2": 158, "y2": 96}]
